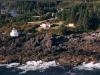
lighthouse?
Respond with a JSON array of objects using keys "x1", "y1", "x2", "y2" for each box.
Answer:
[{"x1": 10, "y1": 27, "x2": 19, "y2": 37}]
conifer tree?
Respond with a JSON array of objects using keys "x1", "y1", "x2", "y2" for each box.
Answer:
[
  {"x1": 82, "y1": 9, "x2": 89, "y2": 31},
  {"x1": 77, "y1": 9, "x2": 85, "y2": 30},
  {"x1": 69, "y1": 6, "x2": 76, "y2": 23},
  {"x1": 61, "y1": 10, "x2": 66, "y2": 21}
]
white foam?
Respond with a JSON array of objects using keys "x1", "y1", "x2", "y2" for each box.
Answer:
[
  {"x1": 74, "y1": 61, "x2": 100, "y2": 70},
  {"x1": 7, "y1": 63, "x2": 20, "y2": 68},
  {"x1": 0, "y1": 60, "x2": 59, "y2": 74},
  {"x1": 0, "y1": 63, "x2": 20, "y2": 68},
  {"x1": 18, "y1": 60, "x2": 59, "y2": 74}
]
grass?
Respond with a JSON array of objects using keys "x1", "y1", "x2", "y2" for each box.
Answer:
[{"x1": 0, "y1": 18, "x2": 66, "y2": 35}]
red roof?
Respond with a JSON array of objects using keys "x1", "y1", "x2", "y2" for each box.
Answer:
[
  {"x1": 69, "y1": 22, "x2": 74, "y2": 24},
  {"x1": 42, "y1": 22, "x2": 51, "y2": 24},
  {"x1": 46, "y1": 22, "x2": 51, "y2": 24}
]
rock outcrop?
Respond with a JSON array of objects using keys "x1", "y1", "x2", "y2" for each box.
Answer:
[{"x1": 0, "y1": 32, "x2": 100, "y2": 66}]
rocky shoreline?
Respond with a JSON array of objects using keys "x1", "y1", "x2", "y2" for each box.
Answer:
[{"x1": 0, "y1": 32, "x2": 100, "y2": 66}]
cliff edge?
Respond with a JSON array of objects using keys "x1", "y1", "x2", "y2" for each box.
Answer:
[{"x1": 0, "y1": 32, "x2": 100, "y2": 66}]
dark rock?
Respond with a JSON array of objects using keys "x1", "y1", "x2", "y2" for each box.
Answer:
[{"x1": 0, "y1": 32, "x2": 100, "y2": 66}]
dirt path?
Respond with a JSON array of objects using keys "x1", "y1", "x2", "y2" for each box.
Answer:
[
  {"x1": 27, "y1": 18, "x2": 64, "y2": 31},
  {"x1": 27, "y1": 18, "x2": 64, "y2": 25},
  {"x1": 53, "y1": 21, "x2": 64, "y2": 26},
  {"x1": 27, "y1": 20, "x2": 45, "y2": 25}
]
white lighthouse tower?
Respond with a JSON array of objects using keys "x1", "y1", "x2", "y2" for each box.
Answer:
[{"x1": 10, "y1": 27, "x2": 19, "y2": 37}]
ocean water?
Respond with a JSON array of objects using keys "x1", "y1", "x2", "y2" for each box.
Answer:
[{"x1": 0, "y1": 61, "x2": 100, "y2": 75}]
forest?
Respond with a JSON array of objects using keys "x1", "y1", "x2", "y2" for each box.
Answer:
[{"x1": 0, "y1": 1, "x2": 100, "y2": 34}]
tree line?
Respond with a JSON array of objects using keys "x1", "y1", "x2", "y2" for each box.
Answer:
[
  {"x1": 0, "y1": 1, "x2": 100, "y2": 34},
  {"x1": 56, "y1": 3, "x2": 100, "y2": 31}
]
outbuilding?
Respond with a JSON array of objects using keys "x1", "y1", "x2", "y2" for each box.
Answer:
[
  {"x1": 40, "y1": 20, "x2": 53, "y2": 28},
  {"x1": 68, "y1": 22, "x2": 75, "y2": 27},
  {"x1": 10, "y1": 28, "x2": 19, "y2": 37}
]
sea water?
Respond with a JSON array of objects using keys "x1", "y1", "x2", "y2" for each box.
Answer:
[{"x1": 0, "y1": 60, "x2": 100, "y2": 75}]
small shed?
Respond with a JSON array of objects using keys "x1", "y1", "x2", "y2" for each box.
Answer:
[
  {"x1": 68, "y1": 22, "x2": 75, "y2": 27},
  {"x1": 40, "y1": 20, "x2": 53, "y2": 28}
]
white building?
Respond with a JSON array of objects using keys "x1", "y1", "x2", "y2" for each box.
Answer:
[
  {"x1": 10, "y1": 28, "x2": 19, "y2": 37},
  {"x1": 40, "y1": 21, "x2": 53, "y2": 28}
]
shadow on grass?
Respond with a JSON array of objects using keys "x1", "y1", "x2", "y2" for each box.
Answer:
[
  {"x1": 51, "y1": 24, "x2": 59, "y2": 27},
  {"x1": 65, "y1": 31, "x2": 85, "y2": 35}
]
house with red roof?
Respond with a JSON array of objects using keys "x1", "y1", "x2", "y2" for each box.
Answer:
[
  {"x1": 68, "y1": 22, "x2": 75, "y2": 27},
  {"x1": 40, "y1": 20, "x2": 53, "y2": 28}
]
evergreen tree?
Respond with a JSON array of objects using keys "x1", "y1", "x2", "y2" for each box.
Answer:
[
  {"x1": 61, "y1": 10, "x2": 66, "y2": 21},
  {"x1": 77, "y1": 9, "x2": 85, "y2": 31},
  {"x1": 69, "y1": 6, "x2": 76, "y2": 23},
  {"x1": 82, "y1": 9, "x2": 89, "y2": 31}
]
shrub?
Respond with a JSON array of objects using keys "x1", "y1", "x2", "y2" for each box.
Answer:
[
  {"x1": 28, "y1": 24, "x2": 39, "y2": 33},
  {"x1": 58, "y1": 25, "x2": 66, "y2": 35}
]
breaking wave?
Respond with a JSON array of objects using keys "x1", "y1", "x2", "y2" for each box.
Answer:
[
  {"x1": 0, "y1": 60, "x2": 59, "y2": 74},
  {"x1": 1, "y1": 61, "x2": 100, "y2": 75},
  {"x1": 74, "y1": 62, "x2": 100, "y2": 70}
]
